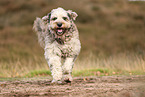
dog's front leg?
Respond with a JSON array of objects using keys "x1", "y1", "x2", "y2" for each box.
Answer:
[
  {"x1": 44, "y1": 49, "x2": 62, "y2": 83},
  {"x1": 62, "y1": 56, "x2": 77, "y2": 82}
]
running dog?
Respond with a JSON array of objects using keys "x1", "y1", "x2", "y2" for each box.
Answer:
[{"x1": 33, "y1": 7, "x2": 81, "y2": 84}]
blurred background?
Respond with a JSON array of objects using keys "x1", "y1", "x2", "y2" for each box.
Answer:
[{"x1": 0, "y1": 0, "x2": 145, "y2": 77}]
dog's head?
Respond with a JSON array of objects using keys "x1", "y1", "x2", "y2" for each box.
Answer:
[{"x1": 42, "y1": 7, "x2": 78, "y2": 36}]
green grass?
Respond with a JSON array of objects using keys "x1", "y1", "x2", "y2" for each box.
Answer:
[
  {"x1": 23, "y1": 68, "x2": 145, "y2": 78},
  {"x1": 0, "y1": 68, "x2": 144, "y2": 81},
  {"x1": 73, "y1": 69, "x2": 145, "y2": 77},
  {"x1": 73, "y1": 68, "x2": 110, "y2": 77},
  {"x1": 24, "y1": 70, "x2": 51, "y2": 78}
]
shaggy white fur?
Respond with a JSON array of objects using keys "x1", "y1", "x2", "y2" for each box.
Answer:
[{"x1": 33, "y1": 7, "x2": 81, "y2": 83}]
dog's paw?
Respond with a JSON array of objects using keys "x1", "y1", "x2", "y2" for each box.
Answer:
[
  {"x1": 51, "y1": 80, "x2": 62, "y2": 85},
  {"x1": 62, "y1": 74, "x2": 73, "y2": 83}
]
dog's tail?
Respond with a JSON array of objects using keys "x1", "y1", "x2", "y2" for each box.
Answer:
[{"x1": 33, "y1": 17, "x2": 46, "y2": 48}]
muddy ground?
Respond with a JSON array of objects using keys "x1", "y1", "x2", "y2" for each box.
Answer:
[{"x1": 0, "y1": 75, "x2": 145, "y2": 97}]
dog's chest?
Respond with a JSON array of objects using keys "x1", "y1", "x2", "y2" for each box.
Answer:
[{"x1": 58, "y1": 44, "x2": 73, "y2": 58}]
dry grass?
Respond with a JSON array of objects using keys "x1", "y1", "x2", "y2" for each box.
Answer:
[
  {"x1": 0, "y1": 56, "x2": 48, "y2": 77},
  {"x1": 75, "y1": 53, "x2": 145, "y2": 72},
  {"x1": 0, "y1": 53, "x2": 144, "y2": 77}
]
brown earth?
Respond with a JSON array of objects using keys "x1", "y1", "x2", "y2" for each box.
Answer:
[{"x1": 0, "y1": 75, "x2": 145, "y2": 97}]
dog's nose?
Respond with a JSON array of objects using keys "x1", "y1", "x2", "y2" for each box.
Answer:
[{"x1": 57, "y1": 23, "x2": 62, "y2": 27}]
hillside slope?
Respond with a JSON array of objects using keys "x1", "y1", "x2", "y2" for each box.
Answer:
[{"x1": 0, "y1": 0, "x2": 145, "y2": 60}]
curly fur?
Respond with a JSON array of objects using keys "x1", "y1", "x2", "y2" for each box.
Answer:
[{"x1": 33, "y1": 7, "x2": 81, "y2": 83}]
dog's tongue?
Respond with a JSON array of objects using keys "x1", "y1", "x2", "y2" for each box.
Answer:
[{"x1": 58, "y1": 29, "x2": 63, "y2": 32}]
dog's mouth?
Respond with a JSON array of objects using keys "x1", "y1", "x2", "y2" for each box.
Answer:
[{"x1": 55, "y1": 28, "x2": 66, "y2": 36}]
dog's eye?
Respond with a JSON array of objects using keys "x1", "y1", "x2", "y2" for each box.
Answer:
[
  {"x1": 63, "y1": 17, "x2": 68, "y2": 21},
  {"x1": 52, "y1": 17, "x2": 57, "y2": 21}
]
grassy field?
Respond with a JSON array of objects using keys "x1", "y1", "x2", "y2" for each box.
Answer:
[
  {"x1": 0, "y1": 0, "x2": 145, "y2": 78},
  {"x1": 0, "y1": 53, "x2": 144, "y2": 77}
]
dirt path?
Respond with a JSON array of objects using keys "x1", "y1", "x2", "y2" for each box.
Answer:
[{"x1": 0, "y1": 75, "x2": 145, "y2": 97}]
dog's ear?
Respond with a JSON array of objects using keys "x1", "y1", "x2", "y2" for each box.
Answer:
[
  {"x1": 67, "y1": 10, "x2": 78, "y2": 21},
  {"x1": 42, "y1": 13, "x2": 51, "y2": 23}
]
